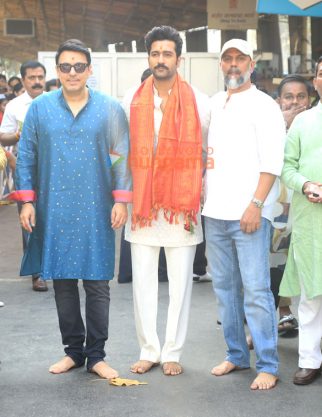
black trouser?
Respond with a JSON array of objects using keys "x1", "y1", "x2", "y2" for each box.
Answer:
[
  {"x1": 193, "y1": 215, "x2": 207, "y2": 276},
  {"x1": 17, "y1": 201, "x2": 40, "y2": 279},
  {"x1": 270, "y1": 267, "x2": 283, "y2": 309},
  {"x1": 15, "y1": 175, "x2": 38, "y2": 279},
  {"x1": 53, "y1": 279, "x2": 110, "y2": 370}
]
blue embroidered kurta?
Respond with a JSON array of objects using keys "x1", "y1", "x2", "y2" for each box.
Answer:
[{"x1": 16, "y1": 88, "x2": 132, "y2": 280}]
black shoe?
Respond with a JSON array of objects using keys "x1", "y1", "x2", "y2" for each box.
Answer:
[
  {"x1": 32, "y1": 277, "x2": 48, "y2": 292},
  {"x1": 293, "y1": 367, "x2": 321, "y2": 385}
]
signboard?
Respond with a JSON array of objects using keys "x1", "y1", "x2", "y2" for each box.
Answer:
[
  {"x1": 257, "y1": 0, "x2": 322, "y2": 16},
  {"x1": 208, "y1": 0, "x2": 258, "y2": 30},
  {"x1": 290, "y1": 0, "x2": 322, "y2": 8}
]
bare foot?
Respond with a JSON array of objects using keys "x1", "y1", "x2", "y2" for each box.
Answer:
[
  {"x1": 211, "y1": 360, "x2": 248, "y2": 376},
  {"x1": 130, "y1": 360, "x2": 159, "y2": 374},
  {"x1": 162, "y1": 362, "x2": 183, "y2": 376},
  {"x1": 250, "y1": 372, "x2": 278, "y2": 390},
  {"x1": 90, "y1": 361, "x2": 119, "y2": 379},
  {"x1": 49, "y1": 356, "x2": 77, "y2": 374}
]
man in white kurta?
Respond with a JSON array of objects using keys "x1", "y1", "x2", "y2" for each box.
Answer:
[{"x1": 123, "y1": 26, "x2": 210, "y2": 376}]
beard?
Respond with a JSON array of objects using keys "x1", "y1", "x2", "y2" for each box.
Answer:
[{"x1": 224, "y1": 68, "x2": 251, "y2": 90}]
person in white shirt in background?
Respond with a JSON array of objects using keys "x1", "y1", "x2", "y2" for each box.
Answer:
[{"x1": 0, "y1": 61, "x2": 47, "y2": 292}]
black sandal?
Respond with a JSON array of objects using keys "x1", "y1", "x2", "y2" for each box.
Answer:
[{"x1": 278, "y1": 314, "x2": 298, "y2": 337}]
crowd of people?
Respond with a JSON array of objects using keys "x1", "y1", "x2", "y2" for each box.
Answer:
[{"x1": 1, "y1": 26, "x2": 322, "y2": 389}]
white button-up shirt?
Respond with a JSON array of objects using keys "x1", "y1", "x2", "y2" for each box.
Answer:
[{"x1": 0, "y1": 91, "x2": 34, "y2": 133}]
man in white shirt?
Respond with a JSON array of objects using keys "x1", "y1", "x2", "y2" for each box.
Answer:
[
  {"x1": 203, "y1": 39, "x2": 285, "y2": 390},
  {"x1": 0, "y1": 60, "x2": 47, "y2": 291},
  {"x1": 123, "y1": 25, "x2": 210, "y2": 376}
]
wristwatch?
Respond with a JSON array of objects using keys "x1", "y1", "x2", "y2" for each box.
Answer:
[{"x1": 251, "y1": 197, "x2": 264, "y2": 209}]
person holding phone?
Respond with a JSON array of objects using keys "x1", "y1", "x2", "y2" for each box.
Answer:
[{"x1": 280, "y1": 56, "x2": 322, "y2": 386}]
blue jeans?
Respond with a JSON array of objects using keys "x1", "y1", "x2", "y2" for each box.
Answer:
[{"x1": 205, "y1": 217, "x2": 279, "y2": 376}]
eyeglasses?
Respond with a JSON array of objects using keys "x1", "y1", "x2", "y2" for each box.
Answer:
[{"x1": 57, "y1": 62, "x2": 89, "y2": 73}]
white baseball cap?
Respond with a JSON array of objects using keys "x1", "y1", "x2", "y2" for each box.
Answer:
[{"x1": 220, "y1": 39, "x2": 253, "y2": 60}]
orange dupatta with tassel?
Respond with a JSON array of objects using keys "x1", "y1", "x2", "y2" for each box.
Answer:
[{"x1": 130, "y1": 74, "x2": 203, "y2": 231}]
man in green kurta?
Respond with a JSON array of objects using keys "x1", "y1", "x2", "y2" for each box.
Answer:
[{"x1": 280, "y1": 56, "x2": 322, "y2": 386}]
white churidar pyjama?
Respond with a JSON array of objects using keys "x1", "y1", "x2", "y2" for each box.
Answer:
[
  {"x1": 131, "y1": 243, "x2": 196, "y2": 363},
  {"x1": 298, "y1": 291, "x2": 322, "y2": 369}
]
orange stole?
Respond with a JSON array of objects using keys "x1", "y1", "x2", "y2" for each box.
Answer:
[{"x1": 130, "y1": 74, "x2": 203, "y2": 230}]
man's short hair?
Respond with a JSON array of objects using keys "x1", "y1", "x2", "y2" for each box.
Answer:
[
  {"x1": 315, "y1": 56, "x2": 322, "y2": 77},
  {"x1": 141, "y1": 68, "x2": 152, "y2": 83},
  {"x1": 8, "y1": 76, "x2": 21, "y2": 86},
  {"x1": 144, "y1": 26, "x2": 183, "y2": 57},
  {"x1": 20, "y1": 61, "x2": 46, "y2": 79},
  {"x1": 277, "y1": 74, "x2": 311, "y2": 97},
  {"x1": 55, "y1": 39, "x2": 91, "y2": 65},
  {"x1": 45, "y1": 78, "x2": 60, "y2": 91},
  {"x1": 13, "y1": 83, "x2": 24, "y2": 94},
  {"x1": 0, "y1": 74, "x2": 7, "y2": 81}
]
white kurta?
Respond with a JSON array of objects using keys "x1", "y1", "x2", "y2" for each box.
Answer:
[{"x1": 123, "y1": 85, "x2": 210, "y2": 246}]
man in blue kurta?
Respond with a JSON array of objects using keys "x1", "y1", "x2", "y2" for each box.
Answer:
[{"x1": 15, "y1": 39, "x2": 132, "y2": 379}]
